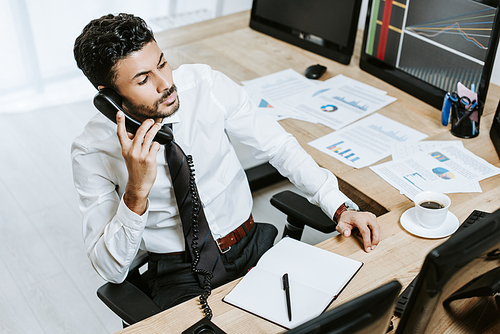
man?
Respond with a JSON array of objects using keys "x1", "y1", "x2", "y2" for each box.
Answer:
[{"x1": 72, "y1": 13, "x2": 379, "y2": 311}]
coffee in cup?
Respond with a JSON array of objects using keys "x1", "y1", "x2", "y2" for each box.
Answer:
[
  {"x1": 413, "y1": 191, "x2": 451, "y2": 229},
  {"x1": 419, "y1": 201, "x2": 445, "y2": 210}
]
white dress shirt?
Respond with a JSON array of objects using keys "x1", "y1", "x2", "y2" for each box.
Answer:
[{"x1": 71, "y1": 64, "x2": 351, "y2": 283}]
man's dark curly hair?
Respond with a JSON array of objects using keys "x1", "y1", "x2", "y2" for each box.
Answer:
[{"x1": 74, "y1": 13, "x2": 155, "y2": 89}]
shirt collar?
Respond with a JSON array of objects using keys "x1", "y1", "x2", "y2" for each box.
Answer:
[{"x1": 161, "y1": 111, "x2": 180, "y2": 125}]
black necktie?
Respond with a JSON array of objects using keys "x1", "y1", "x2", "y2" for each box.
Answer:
[{"x1": 163, "y1": 125, "x2": 227, "y2": 290}]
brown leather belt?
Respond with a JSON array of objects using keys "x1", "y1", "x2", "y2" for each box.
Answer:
[{"x1": 216, "y1": 215, "x2": 254, "y2": 253}]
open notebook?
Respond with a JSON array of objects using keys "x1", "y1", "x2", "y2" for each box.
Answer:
[{"x1": 223, "y1": 237, "x2": 363, "y2": 329}]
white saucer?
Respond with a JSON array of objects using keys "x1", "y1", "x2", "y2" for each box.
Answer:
[{"x1": 400, "y1": 207, "x2": 459, "y2": 239}]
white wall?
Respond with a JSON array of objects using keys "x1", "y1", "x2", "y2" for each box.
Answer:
[{"x1": 0, "y1": 0, "x2": 253, "y2": 114}]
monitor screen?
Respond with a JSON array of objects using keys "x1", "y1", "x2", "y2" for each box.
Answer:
[
  {"x1": 360, "y1": 0, "x2": 500, "y2": 109},
  {"x1": 287, "y1": 280, "x2": 401, "y2": 334},
  {"x1": 250, "y1": 0, "x2": 363, "y2": 65},
  {"x1": 396, "y1": 208, "x2": 500, "y2": 334}
]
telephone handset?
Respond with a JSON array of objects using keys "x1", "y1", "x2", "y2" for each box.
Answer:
[{"x1": 93, "y1": 88, "x2": 173, "y2": 145}]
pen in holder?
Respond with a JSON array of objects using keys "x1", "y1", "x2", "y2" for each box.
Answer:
[
  {"x1": 442, "y1": 92, "x2": 483, "y2": 139},
  {"x1": 450, "y1": 99, "x2": 483, "y2": 138}
]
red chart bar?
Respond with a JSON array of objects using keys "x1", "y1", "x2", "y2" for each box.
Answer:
[{"x1": 377, "y1": 0, "x2": 394, "y2": 60}]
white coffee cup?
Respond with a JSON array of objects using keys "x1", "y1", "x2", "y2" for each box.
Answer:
[{"x1": 413, "y1": 191, "x2": 451, "y2": 229}]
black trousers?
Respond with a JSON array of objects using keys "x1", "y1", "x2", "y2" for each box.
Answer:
[{"x1": 147, "y1": 222, "x2": 278, "y2": 311}]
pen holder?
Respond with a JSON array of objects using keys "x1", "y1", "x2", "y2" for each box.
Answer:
[{"x1": 450, "y1": 100, "x2": 483, "y2": 139}]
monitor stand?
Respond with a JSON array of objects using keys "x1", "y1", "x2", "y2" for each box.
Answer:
[{"x1": 443, "y1": 266, "x2": 500, "y2": 309}]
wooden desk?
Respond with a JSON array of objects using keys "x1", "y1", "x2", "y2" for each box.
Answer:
[{"x1": 118, "y1": 11, "x2": 500, "y2": 334}]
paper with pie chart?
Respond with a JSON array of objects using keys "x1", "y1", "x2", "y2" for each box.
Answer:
[
  {"x1": 241, "y1": 71, "x2": 396, "y2": 129},
  {"x1": 370, "y1": 144, "x2": 500, "y2": 200},
  {"x1": 292, "y1": 74, "x2": 397, "y2": 130}
]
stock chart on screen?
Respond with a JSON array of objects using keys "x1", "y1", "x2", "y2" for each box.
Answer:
[{"x1": 365, "y1": 0, "x2": 496, "y2": 93}]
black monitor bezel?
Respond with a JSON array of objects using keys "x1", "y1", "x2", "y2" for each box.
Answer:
[
  {"x1": 287, "y1": 280, "x2": 401, "y2": 334},
  {"x1": 359, "y1": 0, "x2": 500, "y2": 110},
  {"x1": 249, "y1": 0, "x2": 363, "y2": 65},
  {"x1": 396, "y1": 207, "x2": 500, "y2": 333},
  {"x1": 490, "y1": 100, "x2": 500, "y2": 158}
]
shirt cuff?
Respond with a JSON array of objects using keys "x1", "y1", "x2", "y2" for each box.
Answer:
[
  {"x1": 333, "y1": 200, "x2": 360, "y2": 224},
  {"x1": 117, "y1": 195, "x2": 149, "y2": 230},
  {"x1": 319, "y1": 189, "x2": 354, "y2": 221},
  {"x1": 344, "y1": 200, "x2": 359, "y2": 211}
]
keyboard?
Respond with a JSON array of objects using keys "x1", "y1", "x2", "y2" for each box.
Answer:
[{"x1": 393, "y1": 210, "x2": 490, "y2": 317}]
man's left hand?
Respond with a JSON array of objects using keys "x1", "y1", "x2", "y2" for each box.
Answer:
[{"x1": 336, "y1": 211, "x2": 380, "y2": 253}]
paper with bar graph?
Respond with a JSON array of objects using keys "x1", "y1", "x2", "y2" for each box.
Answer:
[
  {"x1": 291, "y1": 75, "x2": 397, "y2": 130},
  {"x1": 308, "y1": 113, "x2": 427, "y2": 168}
]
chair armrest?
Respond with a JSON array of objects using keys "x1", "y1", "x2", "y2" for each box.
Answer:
[
  {"x1": 270, "y1": 190, "x2": 337, "y2": 234},
  {"x1": 97, "y1": 280, "x2": 161, "y2": 326},
  {"x1": 245, "y1": 162, "x2": 285, "y2": 192}
]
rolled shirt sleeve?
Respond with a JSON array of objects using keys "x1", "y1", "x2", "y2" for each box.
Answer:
[{"x1": 72, "y1": 124, "x2": 148, "y2": 283}]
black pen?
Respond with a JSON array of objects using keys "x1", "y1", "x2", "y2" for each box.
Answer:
[{"x1": 282, "y1": 273, "x2": 292, "y2": 321}]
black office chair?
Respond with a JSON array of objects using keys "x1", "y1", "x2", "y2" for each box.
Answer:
[{"x1": 97, "y1": 163, "x2": 338, "y2": 327}]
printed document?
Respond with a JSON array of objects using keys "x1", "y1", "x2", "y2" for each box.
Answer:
[
  {"x1": 390, "y1": 141, "x2": 481, "y2": 193},
  {"x1": 223, "y1": 237, "x2": 362, "y2": 329},
  {"x1": 290, "y1": 74, "x2": 397, "y2": 130},
  {"x1": 242, "y1": 86, "x2": 293, "y2": 121},
  {"x1": 370, "y1": 144, "x2": 500, "y2": 200},
  {"x1": 308, "y1": 113, "x2": 428, "y2": 169},
  {"x1": 241, "y1": 68, "x2": 318, "y2": 122},
  {"x1": 241, "y1": 71, "x2": 396, "y2": 127}
]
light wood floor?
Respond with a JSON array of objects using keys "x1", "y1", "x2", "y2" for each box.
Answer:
[{"x1": 0, "y1": 100, "x2": 337, "y2": 333}]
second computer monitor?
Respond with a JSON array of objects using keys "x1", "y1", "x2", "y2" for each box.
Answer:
[
  {"x1": 250, "y1": 0, "x2": 363, "y2": 65},
  {"x1": 287, "y1": 280, "x2": 401, "y2": 334},
  {"x1": 396, "y1": 208, "x2": 500, "y2": 333}
]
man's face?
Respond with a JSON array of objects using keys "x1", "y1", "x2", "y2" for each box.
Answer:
[{"x1": 111, "y1": 41, "x2": 179, "y2": 121}]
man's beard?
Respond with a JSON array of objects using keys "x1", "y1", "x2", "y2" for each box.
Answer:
[{"x1": 122, "y1": 84, "x2": 180, "y2": 120}]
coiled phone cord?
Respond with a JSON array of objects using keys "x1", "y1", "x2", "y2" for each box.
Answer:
[{"x1": 186, "y1": 154, "x2": 214, "y2": 320}]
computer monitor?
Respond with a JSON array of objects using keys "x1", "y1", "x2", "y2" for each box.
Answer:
[
  {"x1": 490, "y1": 99, "x2": 500, "y2": 158},
  {"x1": 249, "y1": 0, "x2": 363, "y2": 65},
  {"x1": 396, "y1": 207, "x2": 500, "y2": 334},
  {"x1": 359, "y1": 0, "x2": 500, "y2": 110},
  {"x1": 286, "y1": 280, "x2": 401, "y2": 334}
]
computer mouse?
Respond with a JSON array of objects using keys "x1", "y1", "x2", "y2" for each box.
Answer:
[{"x1": 305, "y1": 64, "x2": 327, "y2": 79}]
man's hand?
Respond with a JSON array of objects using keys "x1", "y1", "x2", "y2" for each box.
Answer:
[
  {"x1": 116, "y1": 111, "x2": 162, "y2": 215},
  {"x1": 336, "y1": 211, "x2": 380, "y2": 253}
]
